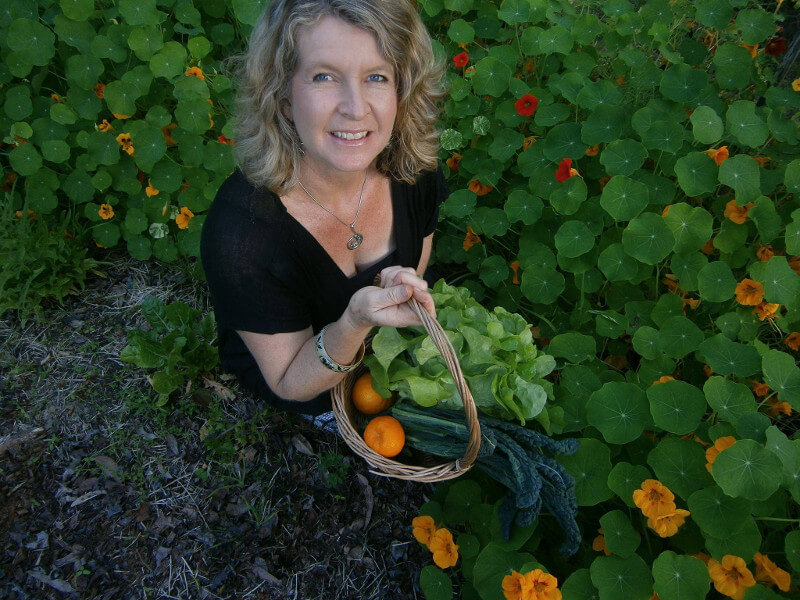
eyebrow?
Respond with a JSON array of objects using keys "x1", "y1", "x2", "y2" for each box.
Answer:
[{"x1": 301, "y1": 60, "x2": 393, "y2": 73}]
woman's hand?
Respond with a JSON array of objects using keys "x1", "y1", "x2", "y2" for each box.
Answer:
[{"x1": 344, "y1": 266, "x2": 436, "y2": 330}]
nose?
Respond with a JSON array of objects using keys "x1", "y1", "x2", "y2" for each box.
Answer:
[{"x1": 339, "y1": 80, "x2": 370, "y2": 120}]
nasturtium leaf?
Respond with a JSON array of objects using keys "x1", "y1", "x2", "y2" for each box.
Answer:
[
  {"x1": 632, "y1": 326, "x2": 661, "y2": 360},
  {"x1": 761, "y1": 256, "x2": 800, "y2": 307},
  {"x1": 9, "y1": 145, "x2": 42, "y2": 176},
  {"x1": 703, "y1": 377, "x2": 756, "y2": 423},
  {"x1": 787, "y1": 219, "x2": 800, "y2": 256},
  {"x1": 694, "y1": 0, "x2": 733, "y2": 29},
  {"x1": 93, "y1": 222, "x2": 120, "y2": 247},
  {"x1": 713, "y1": 43, "x2": 753, "y2": 90},
  {"x1": 785, "y1": 159, "x2": 800, "y2": 194},
  {"x1": 473, "y1": 207, "x2": 509, "y2": 238},
  {"x1": 735, "y1": 412, "x2": 769, "y2": 443},
  {"x1": 590, "y1": 554, "x2": 653, "y2": 600},
  {"x1": 581, "y1": 104, "x2": 627, "y2": 145},
  {"x1": 549, "y1": 176, "x2": 587, "y2": 215},
  {"x1": 713, "y1": 219, "x2": 747, "y2": 254},
  {"x1": 698, "y1": 334, "x2": 761, "y2": 377},
  {"x1": 687, "y1": 486, "x2": 751, "y2": 539},
  {"x1": 442, "y1": 189, "x2": 476, "y2": 220},
  {"x1": 123, "y1": 208, "x2": 148, "y2": 236},
  {"x1": 479, "y1": 255, "x2": 509, "y2": 288},
  {"x1": 472, "y1": 57, "x2": 512, "y2": 97},
  {"x1": 504, "y1": 189, "x2": 542, "y2": 225},
  {"x1": 447, "y1": 19, "x2": 474, "y2": 43},
  {"x1": 230, "y1": 0, "x2": 266, "y2": 25},
  {"x1": 622, "y1": 213, "x2": 675, "y2": 265},
  {"x1": 175, "y1": 99, "x2": 213, "y2": 134},
  {"x1": 652, "y1": 552, "x2": 710, "y2": 600},
  {"x1": 497, "y1": 0, "x2": 530, "y2": 24},
  {"x1": 608, "y1": 463, "x2": 651, "y2": 508},
  {"x1": 537, "y1": 25, "x2": 572, "y2": 55},
  {"x1": 543, "y1": 123, "x2": 588, "y2": 162},
  {"x1": 663, "y1": 204, "x2": 712, "y2": 253},
  {"x1": 634, "y1": 172, "x2": 676, "y2": 207},
  {"x1": 555, "y1": 221, "x2": 595, "y2": 259},
  {"x1": 576, "y1": 80, "x2": 622, "y2": 111},
  {"x1": 786, "y1": 531, "x2": 800, "y2": 573},
  {"x1": 761, "y1": 350, "x2": 800, "y2": 408},
  {"x1": 149, "y1": 41, "x2": 187, "y2": 80},
  {"x1": 41, "y1": 140, "x2": 70, "y2": 163},
  {"x1": 534, "y1": 102, "x2": 570, "y2": 127},
  {"x1": 690, "y1": 106, "x2": 724, "y2": 144},
  {"x1": 65, "y1": 54, "x2": 104, "y2": 90},
  {"x1": 595, "y1": 310, "x2": 628, "y2": 339},
  {"x1": 712, "y1": 439, "x2": 781, "y2": 500},
  {"x1": 149, "y1": 160, "x2": 182, "y2": 193},
  {"x1": 718, "y1": 154, "x2": 761, "y2": 204},
  {"x1": 561, "y1": 568, "x2": 598, "y2": 600},
  {"x1": 549, "y1": 332, "x2": 596, "y2": 365},
  {"x1": 419, "y1": 565, "x2": 452, "y2": 600},
  {"x1": 558, "y1": 438, "x2": 613, "y2": 506},
  {"x1": 598, "y1": 243, "x2": 639, "y2": 282},
  {"x1": 187, "y1": 36, "x2": 211, "y2": 58},
  {"x1": 4, "y1": 86, "x2": 32, "y2": 121},
  {"x1": 671, "y1": 252, "x2": 706, "y2": 291},
  {"x1": 705, "y1": 517, "x2": 761, "y2": 560},
  {"x1": 599, "y1": 511, "x2": 640, "y2": 558},
  {"x1": 697, "y1": 261, "x2": 736, "y2": 302},
  {"x1": 647, "y1": 380, "x2": 706, "y2": 434},
  {"x1": 735, "y1": 8, "x2": 776, "y2": 45},
  {"x1": 651, "y1": 295, "x2": 685, "y2": 329},
  {"x1": 600, "y1": 140, "x2": 648, "y2": 177},
  {"x1": 726, "y1": 101, "x2": 769, "y2": 148},
  {"x1": 118, "y1": 0, "x2": 159, "y2": 25},
  {"x1": 7, "y1": 19, "x2": 55, "y2": 66},
  {"x1": 674, "y1": 152, "x2": 718, "y2": 197},
  {"x1": 764, "y1": 426, "x2": 799, "y2": 475},
  {"x1": 601, "y1": 175, "x2": 652, "y2": 222},
  {"x1": 130, "y1": 124, "x2": 167, "y2": 168},
  {"x1": 561, "y1": 365, "x2": 602, "y2": 399},
  {"x1": 488, "y1": 128, "x2": 524, "y2": 162},
  {"x1": 127, "y1": 236, "x2": 152, "y2": 261},
  {"x1": 658, "y1": 316, "x2": 703, "y2": 359},
  {"x1": 440, "y1": 129, "x2": 463, "y2": 151},
  {"x1": 520, "y1": 266, "x2": 564, "y2": 305},
  {"x1": 648, "y1": 437, "x2": 712, "y2": 500},
  {"x1": 659, "y1": 64, "x2": 708, "y2": 105},
  {"x1": 587, "y1": 382, "x2": 651, "y2": 444},
  {"x1": 638, "y1": 120, "x2": 684, "y2": 154},
  {"x1": 749, "y1": 197, "x2": 781, "y2": 244}
]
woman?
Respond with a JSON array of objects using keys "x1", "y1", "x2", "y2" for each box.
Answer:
[{"x1": 200, "y1": 0, "x2": 448, "y2": 429}]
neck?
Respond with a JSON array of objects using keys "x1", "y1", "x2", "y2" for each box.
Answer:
[{"x1": 295, "y1": 162, "x2": 370, "y2": 208}]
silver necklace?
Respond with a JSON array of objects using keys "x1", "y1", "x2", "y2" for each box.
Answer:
[{"x1": 297, "y1": 171, "x2": 367, "y2": 250}]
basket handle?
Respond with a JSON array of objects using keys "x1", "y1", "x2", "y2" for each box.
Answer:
[{"x1": 406, "y1": 297, "x2": 482, "y2": 471}]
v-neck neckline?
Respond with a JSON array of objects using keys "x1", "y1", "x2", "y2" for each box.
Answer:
[{"x1": 278, "y1": 178, "x2": 399, "y2": 281}]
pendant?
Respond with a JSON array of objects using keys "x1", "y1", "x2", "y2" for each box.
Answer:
[{"x1": 346, "y1": 231, "x2": 364, "y2": 250}]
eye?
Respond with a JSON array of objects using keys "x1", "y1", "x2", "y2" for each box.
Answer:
[
  {"x1": 368, "y1": 74, "x2": 389, "y2": 83},
  {"x1": 312, "y1": 73, "x2": 332, "y2": 82}
]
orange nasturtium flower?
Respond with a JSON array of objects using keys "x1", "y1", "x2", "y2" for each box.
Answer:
[
  {"x1": 176, "y1": 206, "x2": 194, "y2": 230},
  {"x1": 112, "y1": 112, "x2": 131, "y2": 120},
  {"x1": 98, "y1": 203, "x2": 115, "y2": 220},
  {"x1": 503, "y1": 570, "x2": 534, "y2": 600},
  {"x1": 793, "y1": 78, "x2": 800, "y2": 92},
  {"x1": 502, "y1": 569, "x2": 562, "y2": 600},
  {"x1": 754, "y1": 302, "x2": 780, "y2": 322},
  {"x1": 523, "y1": 135, "x2": 537, "y2": 151},
  {"x1": 756, "y1": 245, "x2": 775, "y2": 261},
  {"x1": 785, "y1": 332, "x2": 800, "y2": 352},
  {"x1": 510, "y1": 260, "x2": 520, "y2": 285},
  {"x1": 724, "y1": 199, "x2": 754, "y2": 224},
  {"x1": 633, "y1": 480, "x2": 676, "y2": 518},
  {"x1": 734, "y1": 278, "x2": 764, "y2": 306},
  {"x1": 162, "y1": 123, "x2": 177, "y2": 146},
  {"x1": 463, "y1": 226, "x2": 481, "y2": 251},
  {"x1": 592, "y1": 529, "x2": 611, "y2": 556},
  {"x1": 428, "y1": 528, "x2": 459, "y2": 569},
  {"x1": 752, "y1": 156, "x2": 771, "y2": 167},
  {"x1": 708, "y1": 555, "x2": 756, "y2": 600},
  {"x1": 145, "y1": 180, "x2": 160, "y2": 197},
  {"x1": 468, "y1": 179, "x2": 493, "y2": 196},
  {"x1": 218, "y1": 134, "x2": 235, "y2": 145},
  {"x1": 742, "y1": 43, "x2": 759, "y2": 58},
  {"x1": 185, "y1": 66, "x2": 205, "y2": 80},
  {"x1": 704, "y1": 146, "x2": 729, "y2": 165},
  {"x1": 753, "y1": 552, "x2": 791, "y2": 592},
  {"x1": 705, "y1": 436, "x2": 736, "y2": 474},
  {"x1": 116, "y1": 133, "x2": 134, "y2": 156},
  {"x1": 445, "y1": 153, "x2": 462, "y2": 171},
  {"x1": 752, "y1": 381, "x2": 771, "y2": 397},
  {"x1": 585, "y1": 145, "x2": 600, "y2": 156},
  {"x1": 767, "y1": 398, "x2": 792, "y2": 417},
  {"x1": 790, "y1": 256, "x2": 800, "y2": 276},
  {"x1": 93, "y1": 83, "x2": 105, "y2": 99},
  {"x1": 412, "y1": 515, "x2": 437, "y2": 548},
  {"x1": 97, "y1": 119, "x2": 113, "y2": 132},
  {"x1": 652, "y1": 375, "x2": 675, "y2": 386},
  {"x1": 647, "y1": 508, "x2": 690, "y2": 538},
  {"x1": 50, "y1": 93, "x2": 62, "y2": 103}
]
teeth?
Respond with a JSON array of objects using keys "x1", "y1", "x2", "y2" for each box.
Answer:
[{"x1": 332, "y1": 131, "x2": 368, "y2": 140}]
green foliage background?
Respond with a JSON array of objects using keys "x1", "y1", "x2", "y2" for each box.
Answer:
[{"x1": 3, "y1": 0, "x2": 800, "y2": 598}]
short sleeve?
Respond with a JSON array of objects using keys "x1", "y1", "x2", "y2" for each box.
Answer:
[
  {"x1": 422, "y1": 164, "x2": 451, "y2": 237},
  {"x1": 200, "y1": 175, "x2": 312, "y2": 334}
]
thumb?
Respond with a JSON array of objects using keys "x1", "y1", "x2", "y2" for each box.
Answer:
[{"x1": 384, "y1": 284, "x2": 412, "y2": 307}]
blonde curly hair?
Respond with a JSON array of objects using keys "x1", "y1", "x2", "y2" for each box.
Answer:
[{"x1": 229, "y1": 0, "x2": 446, "y2": 194}]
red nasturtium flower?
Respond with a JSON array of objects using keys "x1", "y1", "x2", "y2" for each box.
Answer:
[
  {"x1": 176, "y1": 206, "x2": 194, "y2": 229},
  {"x1": 765, "y1": 37, "x2": 787, "y2": 56},
  {"x1": 514, "y1": 94, "x2": 539, "y2": 117},
  {"x1": 218, "y1": 134, "x2": 235, "y2": 145},
  {"x1": 555, "y1": 158, "x2": 574, "y2": 182},
  {"x1": 705, "y1": 436, "x2": 736, "y2": 473},
  {"x1": 93, "y1": 83, "x2": 105, "y2": 99},
  {"x1": 463, "y1": 226, "x2": 481, "y2": 251},
  {"x1": 453, "y1": 52, "x2": 469, "y2": 68},
  {"x1": 735, "y1": 278, "x2": 764, "y2": 305},
  {"x1": 708, "y1": 555, "x2": 755, "y2": 600},
  {"x1": 468, "y1": 179, "x2": 493, "y2": 196}
]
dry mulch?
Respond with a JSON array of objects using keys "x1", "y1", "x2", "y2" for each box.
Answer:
[{"x1": 0, "y1": 253, "x2": 431, "y2": 600}]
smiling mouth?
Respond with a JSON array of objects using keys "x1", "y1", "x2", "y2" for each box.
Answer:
[{"x1": 331, "y1": 131, "x2": 369, "y2": 140}]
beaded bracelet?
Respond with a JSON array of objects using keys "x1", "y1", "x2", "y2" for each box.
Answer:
[{"x1": 314, "y1": 325, "x2": 365, "y2": 373}]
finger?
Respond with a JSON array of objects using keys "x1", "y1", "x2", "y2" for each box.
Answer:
[
  {"x1": 411, "y1": 288, "x2": 437, "y2": 317},
  {"x1": 379, "y1": 266, "x2": 417, "y2": 288},
  {"x1": 394, "y1": 270, "x2": 428, "y2": 292}
]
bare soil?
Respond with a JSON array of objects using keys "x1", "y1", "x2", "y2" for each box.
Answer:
[{"x1": 0, "y1": 253, "x2": 431, "y2": 600}]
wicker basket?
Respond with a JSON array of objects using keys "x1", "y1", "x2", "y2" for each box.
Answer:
[{"x1": 331, "y1": 297, "x2": 481, "y2": 482}]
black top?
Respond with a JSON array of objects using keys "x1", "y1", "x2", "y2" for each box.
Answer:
[{"x1": 200, "y1": 166, "x2": 449, "y2": 416}]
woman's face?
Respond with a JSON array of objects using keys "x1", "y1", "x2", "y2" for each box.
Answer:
[{"x1": 286, "y1": 15, "x2": 398, "y2": 179}]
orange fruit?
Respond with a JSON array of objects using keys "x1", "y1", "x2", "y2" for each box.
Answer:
[
  {"x1": 352, "y1": 373, "x2": 393, "y2": 415},
  {"x1": 363, "y1": 416, "x2": 405, "y2": 458}
]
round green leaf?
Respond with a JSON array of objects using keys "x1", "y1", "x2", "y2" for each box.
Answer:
[
  {"x1": 690, "y1": 106, "x2": 724, "y2": 144},
  {"x1": 600, "y1": 140, "x2": 647, "y2": 177},
  {"x1": 549, "y1": 332, "x2": 596, "y2": 364},
  {"x1": 674, "y1": 152, "x2": 718, "y2": 197},
  {"x1": 472, "y1": 57, "x2": 511, "y2": 97},
  {"x1": 103, "y1": 80, "x2": 137, "y2": 117},
  {"x1": 647, "y1": 380, "x2": 706, "y2": 435},
  {"x1": 600, "y1": 175, "x2": 651, "y2": 222},
  {"x1": 698, "y1": 334, "x2": 762, "y2": 377},
  {"x1": 7, "y1": 19, "x2": 56, "y2": 66},
  {"x1": 447, "y1": 18, "x2": 474, "y2": 43},
  {"x1": 149, "y1": 41, "x2": 187, "y2": 80},
  {"x1": 713, "y1": 43, "x2": 753, "y2": 90},
  {"x1": 187, "y1": 36, "x2": 211, "y2": 58},
  {"x1": 127, "y1": 236, "x2": 152, "y2": 260},
  {"x1": 543, "y1": 122, "x2": 588, "y2": 162},
  {"x1": 703, "y1": 377, "x2": 757, "y2": 424},
  {"x1": 555, "y1": 221, "x2": 595, "y2": 258},
  {"x1": 93, "y1": 222, "x2": 120, "y2": 247},
  {"x1": 41, "y1": 140, "x2": 70, "y2": 163},
  {"x1": 599, "y1": 511, "x2": 640, "y2": 558},
  {"x1": 488, "y1": 128, "x2": 524, "y2": 162},
  {"x1": 697, "y1": 261, "x2": 736, "y2": 302},
  {"x1": 128, "y1": 25, "x2": 164, "y2": 61},
  {"x1": 652, "y1": 551, "x2": 710, "y2": 600},
  {"x1": 576, "y1": 80, "x2": 623, "y2": 111},
  {"x1": 420, "y1": 565, "x2": 452, "y2": 600},
  {"x1": 718, "y1": 154, "x2": 761, "y2": 204},
  {"x1": 632, "y1": 326, "x2": 661, "y2": 360},
  {"x1": 590, "y1": 554, "x2": 653, "y2": 600},
  {"x1": 558, "y1": 438, "x2": 613, "y2": 506},
  {"x1": 622, "y1": 213, "x2": 675, "y2": 265},
  {"x1": 65, "y1": 54, "x2": 104, "y2": 90},
  {"x1": 726, "y1": 101, "x2": 768, "y2": 148},
  {"x1": 130, "y1": 124, "x2": 167, "y2": 166},
  {"x1": 658, "y1": 316, "x2": 704, "y2": 359},
  {"x1": 694, "y1": 0, "x2": 733, "y2": 29},
  {"x1": 582, "y1": 104, "x2": 627, "y2": 145},
  {"x1": 595, "y1": 310, "x2": 628, "y2": 339},
  {"x1": 659, "y1": 64, "x2": 708, "y2": 105},
  {"x1": 498, "y1": 0, "x2": 531, "y2": 24},
  {"x1": 504, "y1": 189, "x2": 542, "y2": 225},
  {"x1": 9, "y1": 144, "x2": 42, "y2": 176},
  {"x1": 761, "y1": 256, "x2": 800, "y2": 307},
  {"x1": 4, "y1": 86, "x2": 32, "y2": 121},
  {"x1": 561, "y1": 569, "x2": 598, "y2": 600},
  {"x1": 61, "y1": 0, "x2": 95, "y2": 20},
  {"x1": 608, "y1": 462, "x2": 651, "y2": 508},
  {"x1": 175, "y1": 98, "x2": 213, "y2": 134},
  {"x1": 119, "y1": 0, "x2": 160, "y2": 25},
  {"x1": 687, "y1": 486, "x2": 751, "y2": 539},
  {"x1": 785, "y1": 531, "x2": 800, "y2": 573},
  {"x1": 663, "y1": 204, "x2": 712, "y2": 253},
  {"x1": 479, "y1": 255, "x2": 509, "y2": 288},
  {"x1": 712, "y1": 439, "x2": 781, "y2": 500},
  {"x1": 520, "y1": 267, "x2": 564, "y2": 305},
  {"x1": 537, "y1": 25, "x2": 572, "y2": 55},
  {"x1": 736, "y1": 8, "x2": 776, "y2": 45},
  {"x1": 587, "y1": 382, "x2": 651, "y2": 444},
  {"x1": 784, "y1": 159, "x2": 800, "y2": 194},
  {"x1": 639, "y1": 120, "x2": 684, "y2": 154},
  {"x1": 648, "y1": 437, "x2": 713, "y2": 500},
  {"x1": 761, "y1": 349, "x2": 800, "y2": 408},
  {"x1": 705, "y1": 517, "x2": 761, "y2": 560},
  {"x1": 598, "y1": 243, "x2": 639, "y2": 282},
  {"x1": 549, "y1": 176, "x2": 587, "y2": 215},
  {"x1": 535, "y1": 102, "x2": 570, "y2": 127},
  {"x1": 442, "y1": 189, "x2": 476, "y2": 219},
  {"x1": 671, "y1": 252, "x2": 707, "y2": 291}
]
